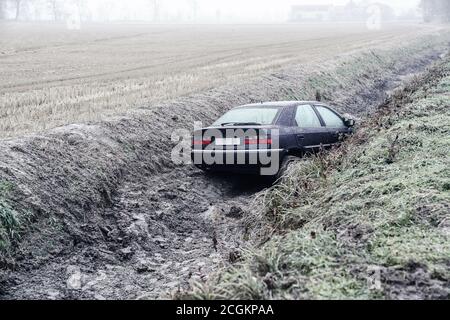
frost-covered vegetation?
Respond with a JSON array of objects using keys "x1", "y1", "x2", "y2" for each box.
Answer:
[
  {"x1": 187, "y1": 57, "x2": 450, "y2": 300},
  {"x1": 0, "y1": 182, "x2": 21, "y2": 254}
]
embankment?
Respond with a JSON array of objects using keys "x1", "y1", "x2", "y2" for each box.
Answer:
[{"x1": 187, "y1": 55, "x2": 450, "y2": 300}]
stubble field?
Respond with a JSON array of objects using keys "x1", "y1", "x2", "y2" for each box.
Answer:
[{"x1": 0, "y1": 22, "x2": 446, "y2": 137}]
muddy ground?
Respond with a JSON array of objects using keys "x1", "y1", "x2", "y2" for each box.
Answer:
[
  {"x1": 0, "y1": 37, "x2": 449, "y2": 299},
  {"x1": 2, "y1": 168, "x2": 266, "y2": 299}
]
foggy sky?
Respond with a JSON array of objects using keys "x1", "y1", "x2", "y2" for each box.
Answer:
[
  {"x1": 82, "y1": 0, "x2": 421, "y2": 22},
  {"x1": 3, "y1": 0, "x2": 422, "y2": 23}
]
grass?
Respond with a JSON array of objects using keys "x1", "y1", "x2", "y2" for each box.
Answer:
[
  {"x1": 0, "y1": 22, "x2": 448, "y2": 138},
  {"x1": 0, "y1": 182, "x2": 21, "y2": 254},
  {"x1": 185, "y1": 57, "x2": 450, "y2": 300}
]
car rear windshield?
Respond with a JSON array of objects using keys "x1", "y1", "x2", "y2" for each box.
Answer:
[{"x1": 213, "y1": 107, "x2": 280, "y2": 126}]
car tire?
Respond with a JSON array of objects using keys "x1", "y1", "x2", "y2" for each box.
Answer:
[{"x1": 274, "y1": 155, "x2": 301, "y2": 182}]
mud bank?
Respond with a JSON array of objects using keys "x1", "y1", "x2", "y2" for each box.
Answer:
[{"x1": 0, "y1": 34, "x2": 449, "y2": 299}]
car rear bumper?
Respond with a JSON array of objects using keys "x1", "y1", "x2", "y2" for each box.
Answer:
[{"x1": 191, "y1": 149, "x2": 285, "y2": 175}]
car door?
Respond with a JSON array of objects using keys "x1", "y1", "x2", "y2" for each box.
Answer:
[
  {"x1": 291, "y1": 104, "x2": 328, "y2": 152},
  {"x1": 314, "y1": 105, "x2": 348, "y2": 144}
]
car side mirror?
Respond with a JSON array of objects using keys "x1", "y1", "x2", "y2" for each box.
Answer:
[{"x1": 344, "y1": 118, "x2": 355, "y2": 127}]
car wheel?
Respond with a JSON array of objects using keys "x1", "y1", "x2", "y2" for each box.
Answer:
[{"x1": 274, "y1": 155, "x2": 301, "y2": 182}]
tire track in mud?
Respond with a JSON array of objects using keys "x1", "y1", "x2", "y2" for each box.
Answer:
[
  {"x1": 2, "y1": 166, "x2": 268, "y2": 299},
  {"x1": 84, "y1": 167, "x2": 267, "y2": 300}
]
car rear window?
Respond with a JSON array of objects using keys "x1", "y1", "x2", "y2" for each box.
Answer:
[{"x1": 213, "y1": 107, "x2": 280, "y2": 126}]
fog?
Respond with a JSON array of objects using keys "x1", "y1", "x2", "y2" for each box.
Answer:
[{"x1": 0, "y1": 0, "x2": 423, "y2": 23}]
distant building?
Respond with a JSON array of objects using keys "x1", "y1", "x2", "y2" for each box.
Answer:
[
  {"x1": 332, "y1": 1, "x2": 366, "y2": 21},
  {"x1": 289, "y1": 1, "x2": 395, "y2": 23},
  {"x1": 289, "y1": 5, "x2": 332, "y2": 22}
]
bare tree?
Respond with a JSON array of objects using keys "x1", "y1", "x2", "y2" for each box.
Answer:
[
  {"x1": 0, "y1": 0, "x2": 6, "y2": 19},
  {"x1": 188, "y1": 0, "x2": 198, "y2": 21},
  {"x1": 149, "y1": 0, "x2": 161, "y2": 22},
  {"x1": 215, "y1": 9, "x2": 221, "y2": 22},
  {"x1": 15, "y1": 0, "x2": 22, "y2": 20},
  {"x1": 47, "y1": 0, "x2": 60, "y2": 21},
  {"x1": 74, "y1": 0, "x2": 91, "y2": 22}
]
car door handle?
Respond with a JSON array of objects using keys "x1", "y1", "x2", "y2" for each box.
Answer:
[{"x1": 296, "y1": 135, "x2": 305, "y2": 140}]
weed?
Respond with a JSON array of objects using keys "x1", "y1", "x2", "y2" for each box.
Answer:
[{"x1": 0, "y1": 182, "x2": 21, "y2": 253}]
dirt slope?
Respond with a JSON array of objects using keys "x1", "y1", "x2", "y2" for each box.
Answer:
[{"x1": 0, "y1": 34, "x2": 449, "y2": 299}]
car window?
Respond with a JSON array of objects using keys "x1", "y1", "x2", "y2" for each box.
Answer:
[
  {"x1": 213, "y1": 107, "x2": 280, "y2": 126},
  {"x1": 315, "y1": 106, "x2": 345, "y2": 128},
  {"x1": 295, "y1": 105, "x2": 322, "y2": 128}
]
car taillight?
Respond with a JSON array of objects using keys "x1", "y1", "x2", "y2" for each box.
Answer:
[
  {"x1": 244, "y1": 138, "x2": 272, "y2": 145},
  {"x1": 193, "y1": 139, "x2": 212, "y2": 146}
]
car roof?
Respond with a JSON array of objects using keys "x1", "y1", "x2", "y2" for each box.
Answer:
[{"x1": 235, "y1": 101, "x2": 325, "y2": 109}]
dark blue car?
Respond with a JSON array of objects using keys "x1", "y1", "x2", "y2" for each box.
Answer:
[{"x1": 191, "y1": 101, "x2": 355, "y2": 178}]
